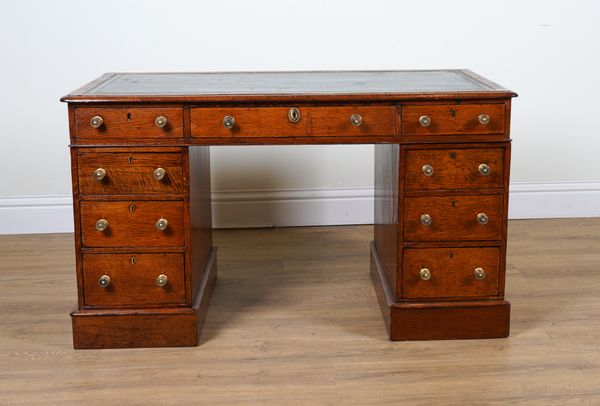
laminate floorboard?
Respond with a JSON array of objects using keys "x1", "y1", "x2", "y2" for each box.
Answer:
[{"x1": 1, "y1": 219, "x2": 599, "y2": 405}]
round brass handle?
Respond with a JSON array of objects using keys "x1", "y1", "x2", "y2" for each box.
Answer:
[
  {"x1": 478, "y1": 114, "x2": 490, "y2": 125},
  {"x1": 419, "y1": 115, "x2": 431, "y2": 127},
  {"x1": 98, "y1": 275, "x2": 111, "y2": 288},
  {"x1": 474, "y1": 267, "x2": 486, "y2": 280},
  {"x1": 288, "y1": 107, "x2": 301, "y2": 123},
  {"x1": 478, "y1": 163, "x2": 491, "y2": 176},
  {"x1": 420, "y1": 268, "x2": 431, "y2": 281},
  {"x1": 93, "y1": 168, "x2": 107, "y2": 181},
  {"x1": 155, "y1": 116, "x2": 168, "y2": 128},
  {"x1": 156, "y1": 274, "x2": 168, "y2": 287},
  {"x1": 154, "y1": 167, "x2": 166, "y2": 181},
  {"x1": 156, "y1": 218, "x2": 168, "y2": 231},
  {"x1": 422, "y1": 164, "x2": 434, "y2": 176},
  {"x1": 223, "y1": 116, "x2": 235, "y2": 129},
  {"x1": 95, "y1": 219, "x2": 108, "y2": 232},
  {"x1": 90, "y1": 116, "x2": 104, "y2": 129},
  {"x1": 350, "y1": 114, "x2": 363, "y2": 127},
  {"x1": 420, "y1": 214, "x2": 432, "y2": 226},
  {"x1": 477, "y1": 213, "x2": 489, "y2": 225}
]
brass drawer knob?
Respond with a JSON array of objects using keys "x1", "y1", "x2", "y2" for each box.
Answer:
[
  {"x1": 474, "y1": 267, "x2": 486, "y2": 280},
  {"x1": 223, "y1": 115, "x2": 235, "y2": 129},
  {"x1": 420, "y1": 214, "x2": 432, "y2": 226},
  {"x1": 288, "y1": 107, "x2": 301, "y2": 123},
  {"x1": 154, "y1": 167, "x2": 166, "y2": 181},
  {"x1": 155, "y1": 116, "x2": 168, "y2": 128},
  {"x1": 478, "y1": 114, "x2": 490, "y2": 125},
  {"x1": 98, "y1": 275, "x2": 111, "y2": 288},
  {"x1": 420, "y1": 268, "x2": 431, "y2": 281},
  {"x1": 478, "y1": 163, "x2": 491, "y2": 176},
  {"x1": 93, "y1": 168, "x2": 107, "y2": 181},
  {"x1": 156, "y1": 274, "x2": 168, "y2": 287},
  {"x1": 350, "y1": 114, "x2": 363, "y2": 127},
  {"x1": 156, "y1": 218, "x2": 169, "y2": 231},
  {"x1": 477, "y1": 213, "x2": 489, "y2": 225},
  {"x1": 419, "y1": 115, "x2": 431, "y2": 127},
  {"x1": 95, "y1": 219, "x2": 108, "y2": 231},
  {"x1": 90, "y1": 115, "x2": 104, "y2": 129},
  {"x1": 422, "y1": 164, "x2": 434, "y2": 176}
]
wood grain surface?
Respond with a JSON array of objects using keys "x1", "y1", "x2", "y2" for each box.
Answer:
[
  {"x1": 404, "y1": 147, "x2": 505, "y2": 191},
  {"x1": 1, "y1": 220, "x2": 600, "y2": 404},
  {"x1": 403, "y1": 194, "x2": 503, "y2": 241},
  {"x1": 74, "y1": 107, "x2": 183, "y2": 139},
  {"x1": 77, "y1": 152, "x2": 185, "y2": 195},
  {"x1": 401, "y1": 103, "x2": 505, "y2": 135},
  {"x1": 80, "y1": 200, "x2": 185, "y2": 247},
  {"x1": 402, "y1": 247, "x2": 500, "y2": 299},
  {"x1": 190, "y1": 106, "x2": 396, "y2": 138},
  {"x1": 82, "y1": 253, "x2": 185, "y2": 307}
]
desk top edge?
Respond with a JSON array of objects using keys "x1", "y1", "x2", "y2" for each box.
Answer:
[{"x1": 61, "y1": 70, "x2": 517, "y2": 103}]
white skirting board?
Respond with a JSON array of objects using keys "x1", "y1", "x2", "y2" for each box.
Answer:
[{"x1": 1, "y1": 181, "x2": 599, "y2": 234}]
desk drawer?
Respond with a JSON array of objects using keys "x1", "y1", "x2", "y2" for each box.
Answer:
[
  {"x1": 83, "y1": 253, "x2": 185, "y2": 307},
  {"x1": 78, "y1": 152, "x2": 185, "y2": 195},
  {"x1": 405, "y1": 148, "x2": 504, "y2": 191},
  {"x1": 402, "y1": 104, "x2": 505, "y2": 136},
  {"x1": 80, "y1": 201, "x2": 185, "y2": 247},
  {"x1": 190, "y1": 106, "x2": 396, "y2": 138},
  {"x1": 75, "y1": 107, "x2": 183, "y2": 138},
  {"x1": 402, "y1": 247, "x2": 500, "y2": 299},
  {"x1": 404, "y1": 195, "x2": 503, "y2": 241}
]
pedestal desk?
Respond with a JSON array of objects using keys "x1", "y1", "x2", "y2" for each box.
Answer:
[{"x1": 61, "y1": 70, "x2": 516, "y2": 349}]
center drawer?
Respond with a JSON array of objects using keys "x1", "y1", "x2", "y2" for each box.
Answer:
[
  {"x1": 80, "y1": 201, "x2": 185, "y2": 248},
  {"x1": 78, "y1": 152, "x2": 185, "y2": 195},
  {"x1": 403, "y1": 195, "x2": 503, "y2": 241},
  {"x1": 83, "y1": 253, "x2": 185, "y2": 307},
  {"x1": 190, "y1": 106, "x2": 396, "y2": 138}
]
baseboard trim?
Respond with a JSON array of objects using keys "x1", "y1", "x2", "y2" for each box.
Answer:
[{"x1": 1, "y1": 181, "x2": 599, "y2": 234}]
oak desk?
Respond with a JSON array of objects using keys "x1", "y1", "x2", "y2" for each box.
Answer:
[{"x1": 61, "y1": 70, "x2": 516, "y2": 349}]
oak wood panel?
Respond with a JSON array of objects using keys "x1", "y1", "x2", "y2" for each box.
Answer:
[
  {"x1": 82, "y1": 253, "x2": 185, "y2": 307},
  {"x1": 78, "y1": 152, "x2": 185, "y2": 195},
  {"x1": 402, "y1": 247, "x2": 500, "y2": 299},
  {"x1": 402, "y1": 103, "x2": 505, "y2": 135},
  {"x1": 80, "y1": 201, "x2": 184, "y2": 247},
  {"x1": 404, "y1": 147, "x2": 504, "y2": 191},
  {"x1": 190, "y1": 106, "x2": 396, "y2": 138},
  {"x1": 74, "y1": 107, "x2": 183, "y2": 138},
  {"x1": 371, "y1": 242, "x2": 509, "y2": 340},
  {"x1": 403, "y1": 194, "x2": 503, "y2": 241},
  {"x1": 71, "y1": 248, "x2": 217, "y2": 349}
]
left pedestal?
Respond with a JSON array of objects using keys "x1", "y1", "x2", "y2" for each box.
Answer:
[{"x1": 69, "y1": 144, "x2": 215, "y2": 349}]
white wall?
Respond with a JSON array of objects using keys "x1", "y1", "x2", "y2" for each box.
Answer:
[{"x1": 1, "y1": 0, "x2": 599, "y2": 233}]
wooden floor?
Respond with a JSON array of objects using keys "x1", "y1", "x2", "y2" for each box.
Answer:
[{"x1": 1, "y1": 219, "x2": 600, "y2": 405}]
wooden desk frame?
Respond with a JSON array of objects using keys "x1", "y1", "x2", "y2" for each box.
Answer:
[{"x1": 62, "y1": 70, "x2": 516, "y2": 348}]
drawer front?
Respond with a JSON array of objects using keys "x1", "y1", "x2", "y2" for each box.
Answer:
[
  {"x1": 190, "y1": 106, "x2": 396, "y2": 138},
  {"x1": 402, "y1": 247, "x2": 500, "y2": 299},
  {"x1": 404, "y1": 195, "x2": 503, "y2": 241},
  {"x1": 83, "y1": 253, "x2": 185, "y2": 307},
  {"x1": 402, "y1": 104, "x2": 505, "y2": 136},
  {"x1": 80, "y1": 201, "x2": 185, "y2": 247},
  {"x1": 405, "y1": 148, "x2": 504, "y2": 191},
  {"x1": 75, "y1": 107, "x2": 183, "y2": 138},
  {"x1": 78, "y1": 152, "x2": 185, "y2": 195}
]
